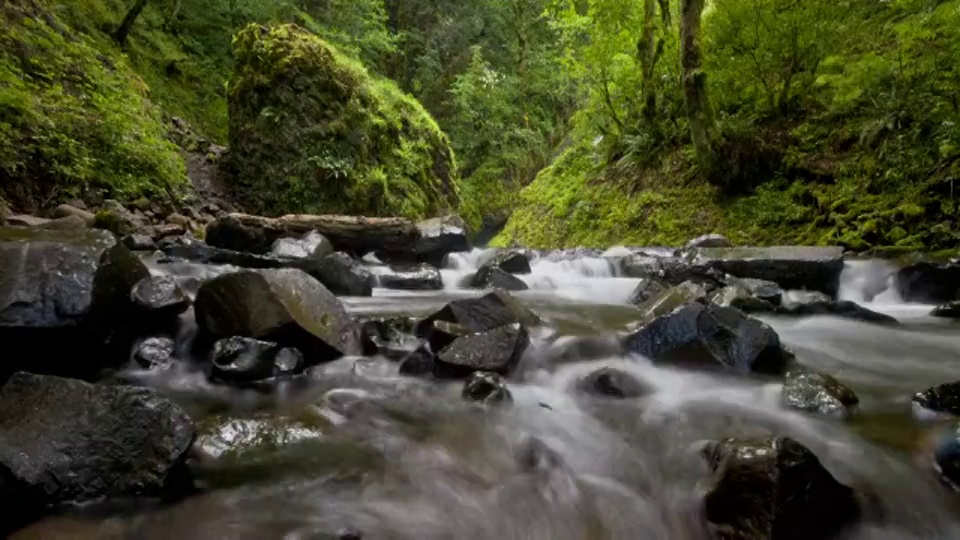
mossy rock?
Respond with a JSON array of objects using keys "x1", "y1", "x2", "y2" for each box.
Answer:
[{"x1": 226, "y1": 24, "x2": 461, "y2": 219}]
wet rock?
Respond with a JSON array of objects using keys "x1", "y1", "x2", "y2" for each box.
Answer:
[
  {"x1": 469, "y1": 265, "x2": 529, "y2": 291},
  {"x1": 462, "y1": 371, "x2": 513, "y2": 404},
  {"x1": 693, "y1": 246, "x2": 845, "y2": 298},
  {"x1": 627, "y1": 277, "x2": 669, "y2": 307},
  {"x1": 634, "y1": 281, "x2": 709, "y2": 323},
  {"x1": 913, "y1": 381, "x2": 960, "y2": 417},
  {"x1": 122, "y1": 233, "x2": 157, "y2": 251},
  {"x1": 0, "y1": 228, "x2": 150, "y2": 378},
  {"x1": 381, "y1": 215, "x2": 470, "y2": 267},
  {"x1": 709, "y1": 284, "x2": 777, "y2": 313},
  {"x1": 0, "y1": 372, "x2": 195, "y2": 530},
  {"x1": 131, "y1": 275, "x2": 191, "y2": 321},
  {"x1": 159, "y1": 235, "x2": 288, "y2": 269},
  {"x1": 577, "y1": 367, "x2": 650, "y2": 398},
  {"x1": 377, "y1": 263, "x2": 443, "y2": 291},
  {"x1": 489, "y1": 250, "x2": 532, "y2": 274},
  {"x1": 685, "y1": 233, "x2": 732, "y2": 249},
  {"x1": 933, "y1": 422, "x2": 960, "y2": 489},
  {"x1": 776, "y1": 299, "x2": 898, "y2": 324},
  {"x1": 702, "y1": 436, "x2": 860, "y2": 540},
  {"x1": 782, "y1": 371, "x2": 859, "y2": 418},
  {"x1": 195, "y1": 413, "x2": 325, "y2": 459},
  {"x1": 94, "y1": 200, "x2": 145, "y2": 236},
  {"x1": 297, "y1": 251, "x2": 373, "y2": 296},
  {"x1": 270, "y1": 230, "x2": 333, "y2": 259},
  {"x1": 133, "y1": 337, "x2": 177, "y2": 370},
  {"x1": 516, "y1": 436, "x2": 567, "y2": 472},
  {"x1": 733, "y1": 277, "x2": 783, "y2": 306},
  {"x1": 434, "y1": 323, "x2": 530, "y2": 378},
  {"x1": 932, "y1": 301, "x2": 960, "y2": 319},
  {"x1": 624, "y1": 299, "x2": 790, "y2": 375},
  {"x1": 621, "y1": 254, "x2": 725, "y2": 290},
  {"x1": 415, "y1": 289, "x2": 541, "y2": 347},
  {"x1": 53, "y1": 203, "x2": 96, "y2": 226},
  {"x1": 210, "y1": 336, "x2": 304, "y2": 383},
  {"x1": 398, "y1": 347, "x2": 435, "y2": 377},
  {"x1": 359, "y1": 315, "x2": 420, "y2": 359},
  {"x1": 194, "y1": 268, "x2": 364, "y2": 365},
  {"x1": 895, "y1": 261, "x2": 960, "y2": 304}
]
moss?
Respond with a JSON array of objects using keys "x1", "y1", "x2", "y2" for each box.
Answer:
[
  {"x1": 225, "y1": 24, "x2": 461, "y2": 219},
  {"x1": 0, "y1": 0, "x2": 187, "y2": 212}
]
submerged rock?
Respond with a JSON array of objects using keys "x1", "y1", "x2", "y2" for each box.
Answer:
[
  {"x1": 702, "y1": 436, "x2": 860, "y2": 539},
  {"x1": 895, "y1": 261, "x2": 960, "y2": 304},
  {"x1": 434, "y1": 323, "x2": 530, "y2": 378},
  {"x1": 469, "y1": 266, "x2": 529, "y2": 291},
  {"x1": 462, "y1": 371, "x2": 513, "y2": 404},
  {"x1": 782, "y1": 371, "x2": 859, "y2": 418},
  {"x1": 210, "y1": 336, "x2": 304, "y2": 383},
  {"x1": 577, "y1": 367, "x2": 650, "y2": 399},
  {"x1": 0, "y1": 372, "x2": 195, "y2": 530},
  {"x1": 133, "y1": 336, "x2": 177, "y2": 370},
  {"x1": 0, "y1": 227, "x2": 150, "y2": 378},
  {"x1": 377, "y1": 263, "x2": 443, "y2": 291},
  {"x1": 298, "y1": 251, "x2": 374, "y2": 297},
  {"x1": 692, "y1": 246, "x2": 845, "y2": 298},
  {"x1": 194, "y1": 269, "x2": 364, "y2": 365},
  {"x1": 913, "y1": 382, "x2": 960, "y2": 417},
  {"x1": 932, "y1": 301, "x2": 960, "y2": 319},
  {"x1": 624, "y1": 299, "x2": 790, "y2": 375},
  {"x1": 398, "y1": 347, "x2": 435, "y2": 377}
]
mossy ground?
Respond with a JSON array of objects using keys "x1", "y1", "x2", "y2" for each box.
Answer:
[{"x1": 226, "y1": 24, "x2": 461, "y2": 219}]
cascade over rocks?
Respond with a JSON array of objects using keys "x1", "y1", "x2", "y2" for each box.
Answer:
[
  {"x1": 469, "y1": 266, "x2": 529, "y2": 291},
  {"x1": 692, "y1": 246, "x2": 845, "y2": 297},
  {"x1": 194, "y1": 269, "x2": 364, "y2": 365},
  {"x1": 932, "y1": 301, "x2": 960, "y2": 318},
  {"x1": 913, "y1": 382, "x2": 960, "y2": 417},
  {"x1": 895, "y1": 261, "x2": 960, "y2": 304},
  {"x1": 782, "y1": 371, "x2": 859, "y2": 418},
  {"x1": 0, "y1": 372, "x2": 195, "y2": 532},
  {"x1": 434, "y1": 322, "x2": 530, "y2": 378},
  {"x1": 0, "y1": 227, "x2": 150, "y2": 378},
  {"x1": 702, "y1": 436, "x2": 860, "y2": 540},
  {"x1": 487, "y1": 249, "x2": 532, "y2": 274},
  {"x1": 398, "y1": 347, "x2": 436, "y2": 377}
]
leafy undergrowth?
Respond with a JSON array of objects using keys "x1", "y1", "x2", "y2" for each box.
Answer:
[{"x1": 0, "y1": 0, "x2": 187, "y2": 211}]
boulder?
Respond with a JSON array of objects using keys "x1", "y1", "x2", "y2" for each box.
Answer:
[
  {"x1": 0, "y1": 373, "x2": 195, "y2": 531},
  {"x1": 133, "y1": 336, "x2": 177, "y2": 370},
  {"x1": 298, "y1": 252, "x2": 374, "y2": 296},
  {"x1": 932, "y1": 301, "x2": 960, "y2": 319},
  {"x1": 692, "y1": 246, "x2": 845, "y2": 297},
  {"x1": 270, "y1": 230, "x2": 334, "y2": 260},
  {"x1": 380, "y1": 215, "x2": 470, "y2": 267},
  {"x1": 623, "y1": 299, "x2": 790, "y2": 375},
  {"x1": 376, "y1": 264, "x2": 443, "y2": 291},
  {"x1": 685, "y1": 233, "x2": 732, "y2": 250},
  {"x1": 194, "y1": 269, "x2": 364, "y2": 364},
  {"x1": 489, "y1": 250, "x2": 532, "y2": 274},
  {"x1": 576, "y1": 367, "x2": 650, "y2": 399},
  {"x1": 462, "y1": 371, "x2": 512, "y2": 404},
  {"x1": 131, "y1": 275, "x2": 191, "y2": 321},
  {"x1": 709, "y1": 284, "x2": 777, "y2": 313},
  {"x1": 894, "y1": 261, "x2": 960, "y2": 304},
  {"x1": 159, "y1": 235, "x2": 288, "y2": 269},
  {"x1": 782, "y1": 371, "x2": 859, "y2": 418},
  {"x1": 52, "y1": 203, "x2": 96, "y2": 226},
  {"x1": 434, "y1": 323, "x2": 530, "y2": 378},
  {"x1": 398, "y1": 347, "x2": 435, "y2": 377},
  {"x1": 702, "y1": 436, "x2": 860, "y2": 539},
  {"x1": 415, "y1": 289, "x2": 541, "y2": 347},
  {"x1": 210, "y1": 336, "x2": 304, "y2": 383},
  {"x1": 38, "y1": 215, "x2": 88, "y2": 231},
  {"x1": 93, "y1": 200, "x2": 145, "y2": 236},
  {"x1": 627, "y1": 278, "x2": 669, "y2": 307},
  {"x1": 913, "y1": 381, "x2": 960, "y2": 417},
  {"x1": 621, "y1": 254, "x2": 725, "y2": 290},
  {"x1": 123, "y1": 233, "x2": 158, "y2": 251},
  {"x1": 468, "y1": 266, "x2": 529, "y2": 291},
  {"x1": 634, "y1": 281, "x2": 709, "y2": 323},
  {"x1": 733, "y1": 277, "x2": 783, "y2": 305},
  {"x1": 0, "y1": 227, "x2": 150, "y2": 378},
  {"x1": 776, "y1": 300, "x2": 897, "y2": 324}
]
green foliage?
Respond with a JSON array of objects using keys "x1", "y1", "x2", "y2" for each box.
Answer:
[
  {"x1": 226, "y1": 24, "x2": 460, "y2": 218},
  {"x1": 0, "y1": 0, "x2": 186, "y2": 211}
]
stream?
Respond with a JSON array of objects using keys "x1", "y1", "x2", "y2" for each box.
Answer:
[{"x1": 13, "y1": 249, "x2": 960, "y2": 539}]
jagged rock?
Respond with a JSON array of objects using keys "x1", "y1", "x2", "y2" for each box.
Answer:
[
  {"x1": 133, "y1": 337, "x2": 177, "y2": 370},
  {"x1": 415, "y1": 289, "x2": 541, "y2": 349},
  {"x1": 895, "y1": 261, "x2": 960, "y2": 304},
  {"x1": 53, "y1": 203, "x2": 96, "y2": 226},
  {"x1": 932, "y1": 301, "x2": 960, "y2": 319},
  {"x1": 913, "y1": 381, "x2": 960, "y2": 417},
  {"x1": 377, "y1": 264, "x2": 443, "y2": 291},
  {"x1": 434, "y1": 323, "x2": 530, "y2": 378},
  {"x1": 702, "y1": 436, "x2": 860, "y2": 540},
  {"x1": 123, "y1": 233, "x2": 158, "y2": 251},
  {"x1": 685, "y1": 233, "x2": 732, "y2": 249},
  {"x1": 469, "y1": 266, "x2": 529, "y2": 291},
  {"x1": 270, "y1": 230, "x2": 334, "y2": 259},
  {"x1": 624, "y1": 298, "x2": 790, "y2": 375},
  {"x1": 94, "y1": 200, "x2": 145, "y2": 236},
  {"x1": 776, "y1": 300, "x2": 897, "y2": 324},
  {"x1": 489, "y1": 250, "x2": 532, "y2": 274},
  {"x1": 462, "y1": 371, "x2": 512, "y2": 404},
  {"x1": 398, "y1": 347, "x2": 435, "y2": 377},
  {"x1": 298, "y1": 251, "x2": 374, "y2": 296},
  {"x1": 693, "y1": 246, "x2": 845, "y2": 297},
  {"x1": 782, "y1": 371, "x2": 859, "y2": 417},
  {"x1": 0, "y1": 228, "x2": 150, "y2": 378},
  {"x1": 577, "y1": 367, "x2": 650, "y2": 398},
  {"x1": 627, "y1": 278, "x2": 669, "y2": 306},
  {"x1": 210, "y1": 336, "x2": 304, "y2": 383},
  {"x1": 0, "y1": 373, "x2": 195, "y2": 531},
  {"x1": 131, "y1": 275, "x2": 191, "y2": 321},
  {"x1": 194, "y1": 269, "x2": 364, "y2": 365}
]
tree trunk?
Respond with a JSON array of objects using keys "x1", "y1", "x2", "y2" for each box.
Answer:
[
  {"x1": 639, "y1": 0, "x2": 660, "y2": 121},
  {"x1": 114, "y1": 0, "x2": 149, "y2": 46},
  {"x1": 680, "y1": 0, "x2": 718, "y2": 175}
]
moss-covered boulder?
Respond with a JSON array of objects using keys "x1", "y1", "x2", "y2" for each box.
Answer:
[{"x1": 226, "y1": 24, "x2": 461, "y2": 218}]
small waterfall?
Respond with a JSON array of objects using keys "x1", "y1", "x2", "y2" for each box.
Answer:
[{"x1": 838, "y1": 259, "x2": 902, "y2": 304}]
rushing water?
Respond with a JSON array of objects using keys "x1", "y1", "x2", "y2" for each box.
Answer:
[{"x1": 15, "y1": 251, "x2": 960, "y2": 539}]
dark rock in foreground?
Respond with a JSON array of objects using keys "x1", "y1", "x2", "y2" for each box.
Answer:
[
  {"x1": 703, "y1": 436, "x2": 860, "y2": 540},
  {"x1": 782, "y1": 371, "x2": 859, "y2": 418},
  {"x1": 895, "y1": 261, "x2": 960, "y2": 304},
  {"x1": 577, "y1": 367, "x2": 650, "y2": 399},
  {"x1": 932, "y1": 301, "x2": 960, "y2": 319},
  {"x1": 298, "y1": 251, "x2": 374, "y2": 296},
  {"x1": 913, "y1": 381, "x2": 960, "y2": 417},
  {"x1": 462, "y1": 371, "x2": 512, "y2": 404},
  {"x1": 194, "y1": 269, "x2": 364, "y2": 365},
  {"x1": 131, "y1": 275, "x2": 192, "y2": 322},
  {"x1": 210, "y1": 336, "x2": 304, "y2": 383},
  {"x1": 434, "y1": 323, "x2": 530, "y2": 378},
  {"x1": 376, "y1": 264, "x2": 443, "y2": 291},
  {"x1": 693, "y1": 246, "x2": 845, "y2": 298},
  {"x1": 0, "y1": 372, "x2": 195, "y2": 531},
  {"x1": 469, "y1": 266, "x2": 529, "y2": 291}
]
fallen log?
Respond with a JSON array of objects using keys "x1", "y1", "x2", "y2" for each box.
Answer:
[{"x1": 205, "y1": 213, "x2": 420, "y2": 255}]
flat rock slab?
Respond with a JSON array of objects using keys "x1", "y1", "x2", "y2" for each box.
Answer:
[{"x1": 693, "y1": 246, "x2": 845, "y2": 297}]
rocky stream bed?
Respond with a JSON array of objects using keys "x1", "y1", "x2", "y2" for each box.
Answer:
[{"x1": 4, "y1": 215, "x2": 960, "y2": 539}]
